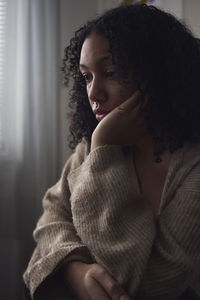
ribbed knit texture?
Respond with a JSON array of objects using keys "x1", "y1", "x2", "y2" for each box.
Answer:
[{"x1": 23, "y1": 139, "x2": 200, "y2": 299}]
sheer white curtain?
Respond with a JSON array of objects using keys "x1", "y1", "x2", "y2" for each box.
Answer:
[
  {"x1": 0, "y1": 0, "x2": 60, "y2": 298},
  {"x1": 0, "y1": 0, "x2": 60, "y2": 239}
]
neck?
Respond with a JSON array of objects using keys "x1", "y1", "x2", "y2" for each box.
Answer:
[{"x1": 133, "y1": 135, "x2": 171, "y2": 166}]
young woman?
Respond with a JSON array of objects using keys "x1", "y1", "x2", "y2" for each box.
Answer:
[{"x1": 24, "y1": 4, "x2": 200, "y2": 300}]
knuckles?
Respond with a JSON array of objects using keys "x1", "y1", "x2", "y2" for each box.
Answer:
[
  {"x1": 84, "y1": 264, "x2": 123, "y2": 298},
  {"x1": 107, "y1": 281, "x2": 122, "y2": 298},
  {"x1": 86, "y1": 263, "x2": 107, "y2": 278},
  {"x1": 84, "y1": 263, "x2": 102, "y2": 282}
]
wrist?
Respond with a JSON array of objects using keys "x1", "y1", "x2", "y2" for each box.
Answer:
[
  {"x1": 90, "y1": 136, "x2": 99, "y2": 151},
  {"x1": 91, "y1": 134, "x2": 105, "y2": 151},
  {"x1": 63, "y1": 261, "x2": 90, "y2": 280},
  {"x1": 63, "y1": 261, "x2": 80, "y2": 277},
  {"x1": 62, "y1": 261, "x2": 92, "y2": 299}
]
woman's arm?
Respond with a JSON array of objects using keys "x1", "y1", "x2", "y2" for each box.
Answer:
[
  {"x1": 68, "y1": 144, "x2": 200, "y2": 299},
  {"x1": 68, "y1": 144, "x2": 156, "y2": 298},
  {"x1": 23, "y1": 140, "x2": 94, "y2": 299},
  {"x1": 82, "y1": 89, "x2": 200, "y2": 298}
]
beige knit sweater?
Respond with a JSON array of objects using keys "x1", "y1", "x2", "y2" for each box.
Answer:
[{"x1": 23, "y1": 139, "x2": 200, "y2": 299}]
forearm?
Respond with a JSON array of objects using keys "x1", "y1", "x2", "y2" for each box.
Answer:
[
  {"x1": 68, "y1": 145, "x2": 200, "y2": 298},
  {"x1": 24, "y1": 177, "x2": 93, "y2": 297},
  {"x1": 68, "y1": 144, "x2": 156, "y2": 296},
  {"x1": 23, "y1": 139, "x2": 93, "y2": 298}
]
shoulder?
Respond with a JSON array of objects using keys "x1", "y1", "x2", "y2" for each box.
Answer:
[
  {"x1": 155, "y1": 143, "x2": 200, "y2": 212},
  {"x1": 180, "y1": 142, "x2": 200, "y2": 191},
  {"x1": 174, "y1": 142, "x2": 200, "y2": 192}
]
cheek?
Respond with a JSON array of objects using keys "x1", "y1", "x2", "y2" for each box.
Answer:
[
  {"x1": 118, "y1": 83, "x2": 138, "y2": 104},
  {"x1": 87, "y1": 87, "x2": 92, "y2": 106},
  {"x1": 107, "y1": 82, "x2": 138, "y2": 110}
]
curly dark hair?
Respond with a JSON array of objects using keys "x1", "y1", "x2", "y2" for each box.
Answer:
[{"x1": 62, "y1": 4, "x2": 200, "y2": 160}]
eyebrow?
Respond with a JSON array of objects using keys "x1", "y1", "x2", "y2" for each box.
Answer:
[{"x1": 79, "y1": 55, "x2": 112, "y2": 69}]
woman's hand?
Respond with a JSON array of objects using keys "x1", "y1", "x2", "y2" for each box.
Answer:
[
  {"x1": 63, "y1": 261, "x2": 131, "y2": 300},
  {"x1": 91, "y1": 89, "x2": 147, "y2": 151}
]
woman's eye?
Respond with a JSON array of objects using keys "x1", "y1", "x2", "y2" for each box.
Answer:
[
  {"x1": 82, "y1": 73, "x2": 91, "y2": 83},
  {"x1": 105, "y1": 70, "x2": 118, "y2": 78}
]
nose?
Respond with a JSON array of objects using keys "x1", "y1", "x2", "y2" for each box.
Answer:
[{"x1": 88, "y1": 76, "x2": 107, "y2": 104}]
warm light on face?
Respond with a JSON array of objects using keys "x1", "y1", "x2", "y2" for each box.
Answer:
[{"x1": 79, "y1": 33, "x2": 139, "y2": 119}]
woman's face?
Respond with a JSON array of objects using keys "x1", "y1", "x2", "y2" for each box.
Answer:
[{"x1": 79, "y1": 33, "x2": 138, "y2": 122}]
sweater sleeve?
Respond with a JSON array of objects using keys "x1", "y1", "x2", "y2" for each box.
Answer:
[
  {"x1": 136, "y1": 168, "x2": 200, "y2": 298},
  {"x1": 23, "y1": 140, "x2": 94, "y2": 299},
  {"x1": 67, "y1": 144, "x2": 156, "y2": 298},
  {"x1": 68, "y1": 144, "x2": 200, "y2": 299}
]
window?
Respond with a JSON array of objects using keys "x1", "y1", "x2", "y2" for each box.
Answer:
[{"x1": 0, "y1": 0, "x2": 7, "y2": 153}]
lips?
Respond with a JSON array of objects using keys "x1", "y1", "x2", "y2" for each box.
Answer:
[
  {"x1": 96, "y1": 113, "x2": 108, "y2": 121},
  {"x1": 93, "y1": 109, "x2": 110, "y2": 122}
]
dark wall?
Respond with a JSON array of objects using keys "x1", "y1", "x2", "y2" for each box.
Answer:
[{"x1": 0, "y1": 240, "x2": 35, "y2": 300}]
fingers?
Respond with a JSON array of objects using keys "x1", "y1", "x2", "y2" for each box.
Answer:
[
  {"x1": 117, "y1": 90, "x2": 141, "y2": 112},
  {"x1": 116, "y1": 82, "x2": 148, "y2": 117},
  {"x1": 85, "y1": 275, "x2": 111, "y2": 300},
  {"x1": 98, "y1": 274, "x2": 131, "y2": 300},
  {"x1": 85, "y1": 264, "x2": 131, "y2": 300}
]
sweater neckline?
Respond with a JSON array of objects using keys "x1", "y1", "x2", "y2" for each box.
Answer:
[{"x1": 130, "y1": 145, "x2": 185, "y2": 217}]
